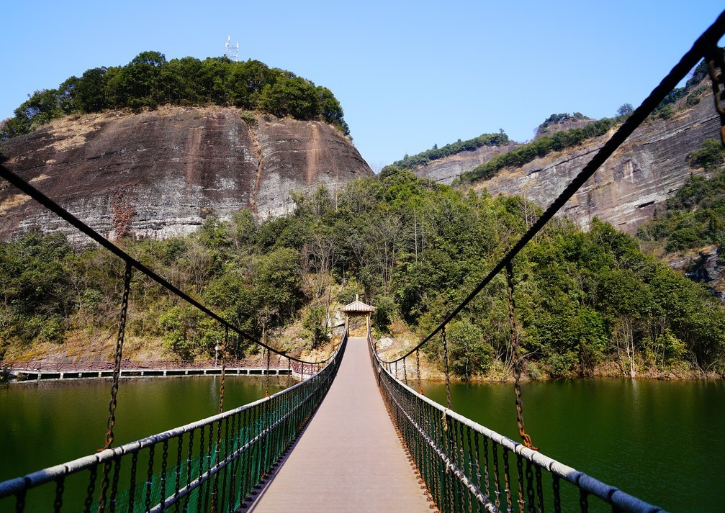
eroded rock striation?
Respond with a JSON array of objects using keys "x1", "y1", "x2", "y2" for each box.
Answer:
[
  {"x1": 475, "y1": 98, "x2": 720, "y2": 234},
  {"x1": 411, "y1": 142, "x2": 520, "y2": 185},
  {"x1": 0, "y1": 106, "x2": 372, "y2": 240},
  {"x1": 412, "y1": 91, "x2": 721, "y2": 234}
]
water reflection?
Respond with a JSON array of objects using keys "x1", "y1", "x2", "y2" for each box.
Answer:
[
  {"x1": 0, "y1": 376, "x2": 286, "y2": 483},
  {"x1": 420, "y1": 378, "x2": 724, "y2": 513}
]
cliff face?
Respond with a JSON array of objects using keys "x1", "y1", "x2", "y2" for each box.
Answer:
[
  {"x1": 411, "y1": 142, "x2": 520, "y2": 185},
  {"x1": 0, "y1": 106, "x2": 372, "y2": 240},
  {"x1": 412, "y1": 90, "x2": 720, "y2": 234},
  {"x1": 475, "y1": 97, "x2": 720, "y2": 234}
]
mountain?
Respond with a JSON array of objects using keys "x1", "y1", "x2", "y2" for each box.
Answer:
[
  {"x1": 0, "y1": 106, "x2": 372, "y2": 241},
  {"x1": 406, "y1": 78, "x2": 720, "y2": 234}
]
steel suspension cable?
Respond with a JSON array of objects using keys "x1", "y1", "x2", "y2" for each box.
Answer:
[
  {"x1": 379, "y1": 9, "x2": 725, "y2": 365},
  {"x1": 706, "y1": 46, "x2": 725, "y2": 144}
]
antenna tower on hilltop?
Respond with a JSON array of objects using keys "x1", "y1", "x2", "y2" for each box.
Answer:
[{"x1": 225, "y1": 35, "x2": 239, "y2": 62}]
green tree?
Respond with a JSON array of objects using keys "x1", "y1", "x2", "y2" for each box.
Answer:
[{"x1": 447, "y1": 319, "x2": 493, "y2": 379}]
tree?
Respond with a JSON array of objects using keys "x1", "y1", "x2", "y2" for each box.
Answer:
[
  {"x1": 447, "y1": 320, "x2": 493, "y2": 379},
  {"x1": 617, "y1": 103, "x2": 634, "y2": 117}
]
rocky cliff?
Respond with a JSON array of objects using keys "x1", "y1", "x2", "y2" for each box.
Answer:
[
  {"x1": 0, "y1": 106, "x2": 373, "y2": 240},
  {"x1": 410, "y1": 142, "x2": 520, "y2": 185},
  {"x1": 412, "y1": 89, "x2": 721, "y2": 234}
]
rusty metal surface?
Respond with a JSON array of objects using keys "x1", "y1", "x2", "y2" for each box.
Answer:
[{"x1": 245, "y1": 337, "x2": 430, "y2": 513}]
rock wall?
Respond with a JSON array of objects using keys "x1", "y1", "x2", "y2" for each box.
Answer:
[
  {"x1": 411, "y1": 89, "x2": 720, "y2": 233},
  {"x1": 0, "y1": 106, "x2": 373, "y2": 241},
  {"x1": 474, "y1": 96, "x2": 721, "y2": 234},
  {"x1": 411, "y1": 142, "x2": 520, "y2": 185}
]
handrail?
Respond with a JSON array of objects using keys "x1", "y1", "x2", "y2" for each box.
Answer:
[
  {"x1": 0, "y1": 335, "x2": 347, "y2": 512},
  {"x1": 2, "y1": 358, "x2": 295, "y2": 372},
  {"x1": 369, "y1": 333, "x2": 666, "y2": 512}
]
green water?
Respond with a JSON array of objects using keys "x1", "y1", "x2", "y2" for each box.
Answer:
[
  {"x1": 0, "y1": 375, "x2": 289, "y2": 485},
  {"x1": 420, "y1": 379, "x2": 724, "y2": 513},
  {"x1": 1, "y1": 376, "x2": 722, "y2": 512}
]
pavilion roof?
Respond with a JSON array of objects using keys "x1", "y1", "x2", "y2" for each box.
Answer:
[{"x1": 340, "y1": 299, "x2": 376, "y2": 313}]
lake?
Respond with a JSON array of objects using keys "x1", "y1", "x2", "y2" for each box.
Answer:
[
  {"x1": 0, "y1": 374, "x2": 721, "y2": 512},
  {"x1": 420, "y1": 378, "x2": 724, "y2": 513},
  {"x1": 0, "y1": 375, "x2": 289, "y2": 485}
]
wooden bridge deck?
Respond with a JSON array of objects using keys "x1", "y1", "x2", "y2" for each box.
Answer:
[{"x1": 244, "y1": 337, "x2": 431, "y2": 512}]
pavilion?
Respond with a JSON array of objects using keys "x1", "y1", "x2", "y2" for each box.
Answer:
[{"x1": 340, "y1": 295, "x2": 376, "y2": 335}]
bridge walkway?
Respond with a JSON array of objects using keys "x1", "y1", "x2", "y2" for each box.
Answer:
[{"x1": 245, "y1": 337, "x2": 430, "y2": 512}]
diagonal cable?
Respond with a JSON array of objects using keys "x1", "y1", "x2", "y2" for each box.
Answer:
[
  {"x1": 0, "y1": 161, "x2": 330, "y2": 365},
  {"x1": 381, "y1": 9, "x2": 725, "y2": 364}
]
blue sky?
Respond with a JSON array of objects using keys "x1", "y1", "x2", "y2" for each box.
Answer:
[{"x1": 1, "y1": 1, "x2": 723, "y2": 169}]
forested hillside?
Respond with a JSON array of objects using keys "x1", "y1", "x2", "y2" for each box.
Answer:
[
  {"x1": 2, "y1": 168, "x2": 723, "y2": 379},
  {"x1": 392, "y1": 132, "x2": 510, "y2": 170},
  {"x1": 0, "y1": 51, "x2": 349, "y2": 139},
  {"x1": 637, "y1": 139, "x2": 725, "y2": 253}
]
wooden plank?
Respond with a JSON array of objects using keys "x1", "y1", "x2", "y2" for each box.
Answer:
[{"x1": 244, "y1": 337, "x2": 431, "y2": 512}]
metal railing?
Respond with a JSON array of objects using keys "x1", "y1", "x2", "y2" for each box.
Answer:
[
  {"x1": 2, "y1": 357, "x2": 303, "y2": 373},
  {"x1": 366, "y1": 12, "x2": 725, "y2": 513},
  {"x1": 370, "y1": 333, "x2": 665, "y2": 513},
  {"x1": 0, "y1": 335, "x2": 346, "y2": 513}
]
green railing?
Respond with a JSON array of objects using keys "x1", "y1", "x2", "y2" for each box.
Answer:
[
  {"x1": 370, "y1": 333, "x2": 665, "y2": 513},
  {"x1": 0, "y1": 335, "x2": 346, "y2": 513}
]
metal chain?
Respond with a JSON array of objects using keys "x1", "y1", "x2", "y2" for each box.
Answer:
[
  {"x1": 160, "y1": 439, "x2": 169, "y2": 511},
  {"x1": 128, "y1": 452, "x2": 138, "y2": 511},
  {"x1": 174, "y1": 434, "x2": 183, "y2": 504},
  {"x1": 492, "y1": 442, "x2": 501, "y2": 510},
  {"x1": 535, "y1": 465, "x2": 544, "y2": 513},
  {"x1": 98, "y1": 460, "x2": 112, "y2": 512},
  {"x1": 53, "y1": 477, "x2": 64, "y2": 513},
  {"x1": 505, "y1": 262, "x2": 537, "y2": 451},
  {"x1": 102, "y1": 261, "x2": 133, "y2": 450},
  {"x1": 184, "y1": 430, "x2": 194, "y2": 512},
  {"x1": 211, "y1": 420, "x2": 221, "y2": 513},
  {"x1": 579, "y1": 489, "x2": 589, "y2": 513},
  {"x1": 416, "y1": 349, "x2": 423, "y2": 395},
  {"x1": 196, "y1": 426, "x2": 206, "y2": 513},
  {"x1": 218, "y1": 326, "x2": 227, "y2": 414},
  {"x1": 110, "y1": 458, "x2": 121, "y2": 513},
  {"x1": 442, "y1": 326, "x2": 452, "y2": 409},
  {"x1": 144, "y1": 445, "x2": 155, "y2": 513},
  {"x1": 265, "y1": 348, "x2": 271, "y2": 397},
  {"x1": 552, "y1": 474, "x2": 561, "y2": 513},
  {"x1": 706, "y1": 46, "x2": 725, "y2": 145},
  {"x1": 525, "y1": 460, "x2": 536, "y2": 513},
  {"x1": 84, "y1": 464, "x2": 98, "y2": 513},
  {"x1": 228, "y1": 413, "x2": 239, "y2": 511},
  {"x1": 220, "y1": 416, "x2": 231, "y2": 509},
  {"x1": 503, "y1": 450, "x2": 513, "y2": 513},
  {"x1": 516, "y1": 454, "x2": 525, "y2": 513}
]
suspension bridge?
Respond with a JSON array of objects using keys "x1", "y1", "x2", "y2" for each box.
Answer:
[{"x1": 1, "y1": 11, "x2": 725, "y2": 513}]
